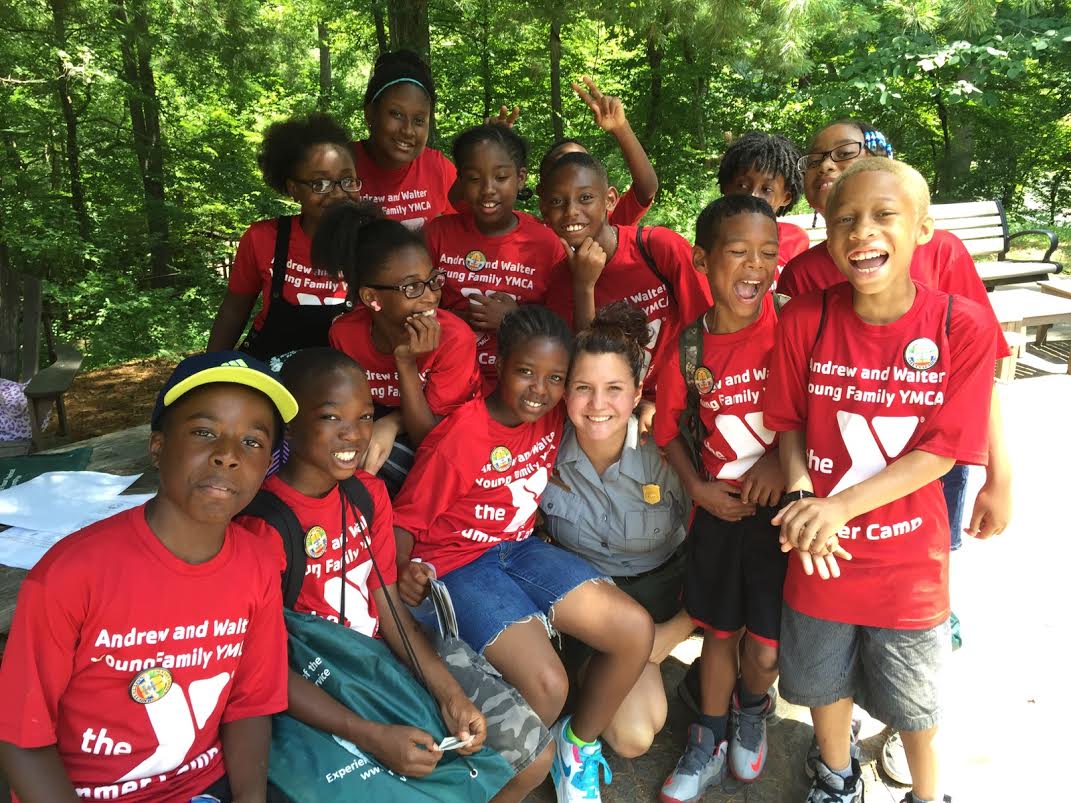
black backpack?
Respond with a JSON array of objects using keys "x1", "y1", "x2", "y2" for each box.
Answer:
[{"x1": 240, "y1": 476, "x2": 375, "y2": 611}]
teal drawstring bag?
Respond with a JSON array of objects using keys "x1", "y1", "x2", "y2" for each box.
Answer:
[{"x1": 268, "y1": 610, "x2": 514, "y2": 802}]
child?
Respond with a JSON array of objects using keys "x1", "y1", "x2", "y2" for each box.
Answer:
[
  {"x1": 718, "y1": 131, "x2": 811, "y2": 274},
  {"x1": 424, "y1": 124, "x2": 565, "y2": 393},
  {"x1": 393, "y1": 306, "x2": 655, "y2": 803},
  {"x1": 541, "y1": 152, "x2": 712, "y2": 401},
  {"x1": 764, "y1": 159, "x2": 999, "y2": 803},
  {"x1": 317, "y1": 200, "x2": 481, "y2": 491},
  {"x1": 537, "y1": 77, "x2": 659, "y2": 226},
  {"x1": 208, "y1": 113, "x2": 357, "y2": 359},
  {"x1": 235, "y1": 348, "x2": 552, "y2": 802},
  {"x1": 655, "y1": 196, "x2": 788, "y2": 800},
  {"x1": 353, "y1": 50, "x2": 456, "y2": 228},
  {"x1": 0, "y1": 352, "x2": 295, "y2": 801}
]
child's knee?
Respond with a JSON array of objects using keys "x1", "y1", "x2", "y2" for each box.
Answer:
[
  {"x1": 522, "y1": 660, "x2": 569, "y2": 718},
  {"x1": 604, "y1": 719, "x2": 658, "y2": 759},
  {"x1": 745, "y1": 637, "x2": 780, "y2": 675},
  {"x1": 609, "y1": 596, "x2": 655, "y2": 651}
]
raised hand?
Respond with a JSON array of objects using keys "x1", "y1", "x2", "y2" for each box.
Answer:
[
  {"x1": 572, "y1": 76, "x2": 628, "y2": 134},
  {"x1": 485, "y1": 105, "x2": 521, "y2": 128}
]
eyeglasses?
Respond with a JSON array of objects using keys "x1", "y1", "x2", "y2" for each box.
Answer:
[
  {"x1": 365, "y1": 271, "x2": 447, "y2": 300},
  {"x1": 797, "y1": 141, "x2": 864, "y2": 172},
  {"x1": 293, "y1": 177, "x2": 363, "y2": 194}
]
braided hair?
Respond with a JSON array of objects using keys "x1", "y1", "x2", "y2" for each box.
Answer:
[
  {"x1": 311, "y1": 200, "x2": 428, "y2": 290},
  {"x1": 498, "y1": 306, "x2": 574, "y2": 365},
  {"x1": 573, "y1": 302, "x2": 651, "y2": 386},
  {"x1": 363, "y1": 49, "x2": 436, "y2": 107},
  {"x1": 717, "y1": 131, "x2": 803, "y2": 215}
]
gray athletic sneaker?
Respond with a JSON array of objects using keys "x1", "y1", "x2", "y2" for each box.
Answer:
[
  {"x1": 881, "y1": 732, "x2": 911, "y2": 785},
  {"x1": 900, "y1": 794, "x2": 951, "y2": 803},
  {"x1": 728, "y1": 691, "x2": 771, "y2": 782},
  {"x1": 804, "y1": 717, "x2": 863, "y2": 779},
  {"x1": 659, "y1": 724, "x2": 727, "y2": 803},
  {"x1": 805, "y1": 757, "x2": 864, "y2": 802}
]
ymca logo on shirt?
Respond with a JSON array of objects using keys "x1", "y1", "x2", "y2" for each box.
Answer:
[{"x1": 302, "y1": 514, "x2": 380, "y2": 637}]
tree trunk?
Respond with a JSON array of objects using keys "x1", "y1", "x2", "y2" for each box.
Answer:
[
  {"x1": 371, "y1": 0, "x2": 388, "y2": 55},
  {"x1": 1050, "y1": 170, "x2": 1068, "y2": 226},
  {"x1": 49, "y1": 0, "x2": 91, "y2": 242},
  {"x1": 0, "y1": 231, "x2": 19, "y2": 379},
  {"x1": 480, "y1": 1, "x2": 492, "y2": 119},
  {"x1": 111, "y1": 0, "x2": 171, "y2": 287},
  {"x1": 549, "y1": 18, "x2": 564, "y2": 141},
  {"x1": 644, "y1": 26, "x2": 664, "y2": 160},
  {"x1": 318, "y1": 20, "x2": 331, "y2": 112},
  {"x1": 681, "y1": 39, "x2": 707, "y2": 155},
  {"x1": 387, "y1": 0, "x2": 429, "y2": 64}
]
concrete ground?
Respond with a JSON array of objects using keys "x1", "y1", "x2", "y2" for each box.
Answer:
[{"x1": 529, "y1": 335, "x2": 1071, "y2": 802}]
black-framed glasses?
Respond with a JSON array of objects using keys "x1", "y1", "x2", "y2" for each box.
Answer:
[
  {"x1": 293, "y1": 176, "x2": 363, "y2": 194},
  {"x1": 797, "y1": 141, "x2": 863, "y2": 172},
  {"x1": 366, "y1": 271, "x2": 447, "y2": 299}
]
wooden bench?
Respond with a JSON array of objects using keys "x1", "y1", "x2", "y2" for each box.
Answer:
[
  {"x1": 0, "y1": 273, "x2": 84, "y2": 455},
  {"x1": 782, "y1": 200, "x2": 1063, "y2": 288}
]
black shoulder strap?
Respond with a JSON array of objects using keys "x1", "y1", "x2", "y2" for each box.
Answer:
[
  {"x1": 815, "y1": 288, "x2": 829, "y2": 346},
  {"x1": 677, "y1": 315, "x2": 707, "y2": 472},
  {"x1": 635, "y1": 226, "x2": 677, "y2": 306},
  {"x1": 339, "y1": 476, "x2": 375, "y2": 535},
  {"x1": 945, "y1": 294, "x2": 954, "y2": 337},
  {"x1": 269, "y1": 216, "x2": 292, "y2": 301},
  {"x1": 240, "y1": 488, "x2": 307, "y2": 610}
]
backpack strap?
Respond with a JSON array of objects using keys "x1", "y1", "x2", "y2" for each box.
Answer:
[
  {"x1": 635, "y1": 226, "x2": 677, "y2": 306},
  {"x1": 677, "y1": 315, "x2": 708, "y2": 473},
  {"x1": 269, "y1": 216, "x2": 292, "y2": 301},
  {"x1": 339, "y1": 476, "x2": 376, "y2": 536},
  {"x1": 815, "y1": 288, "x2": 828, "y2": 346},
  {"x1": 945, "y1": 294, "x2": 954, "y2": 337},
  {"x1": 240, "y1": 488, "x2": 307, "y2": 610}
]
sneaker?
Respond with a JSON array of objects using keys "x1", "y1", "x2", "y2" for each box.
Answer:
[
  {"x1": 900, "y1": 795, "x2": 952, "y2": 803},
  {"x1": 881, "y1": 732, "x2": 912, "y2": 785},
  {"x1": 550, "y1": 716, "x2": 612, "y2": 802},
  {"x1": 677, "y1": 662, "x2": 779, "y2": 721},
  {"x1": 660, "y1": 724, "x2": 728, "y2": 803},
  {"x1": 805, "y1": 757, "x2": 864, "y2": 802},
  {"x1": 728, "y1": 691, "x2": 771, "y2": 782},
  {"x1": 804, "y1": 717, "x2": 862, "y2": 779}
]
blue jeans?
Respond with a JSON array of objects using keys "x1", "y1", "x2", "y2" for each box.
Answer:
[
  {"x1": 440, "y1": 537, "x2": 607, "y2": 654},
  {"x1": 941, "y1": 463, "x2": 969, "y2": 551}
]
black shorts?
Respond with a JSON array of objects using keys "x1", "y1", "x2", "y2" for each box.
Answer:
[{"x1": 683, "y1": 506, "x2": 788, "y2": 644}]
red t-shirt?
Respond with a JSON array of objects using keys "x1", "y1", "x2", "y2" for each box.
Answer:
[
  {"x1": 353, "y1": 141, "x2": 457, "y2": 228},
  {"x1": 777, "y1": 221, "x2": 811, "y2": 276},
  {"x1": 424, "y1": 211, "x2": 566, "y2": 390},
  {"x1": 763, "y1": 283, "x2": 998, "y2": 629},
  {"x1": 655, "y1": 293, "x2": 777, "y2": 485},
  {"x1": 393, "y1": 399, "x2": 565, "y2": 576},
  {"x1": 545, "y1": 225, "x2": 713, "y2": 392},
  {"x1": 778, "y1": 230, "x2": 1010, "y2": 358},
  {"x1": 328, "y1": 305, "x2": 481, "y2": 414},
  {"x1": 228, "y1": 216, "x2": 349, "y2": 332},
  {"x1": 609, "y1": 186, "x2": 652, "y2": 227},
  {"x1": 0, "y1": 506, "x2": 287, "y2": 802},
  {"x1": 236, "y1": 472, "x2": 397, "y2": 638}
]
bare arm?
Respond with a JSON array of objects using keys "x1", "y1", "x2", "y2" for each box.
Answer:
[
  {"x1": 0, "y1": 742, "x2": 80, "y2": 803},
  {"x1": 778, "y1": 429, "x2": 814, "y2": 494},
  {"x1": 968, "y1": 388, "x2": 1011, "y2": 538},
  {"x1": 207, "y1": 291, "x2": 258, "y2": 351},
  {"x1": 396, "y1": 354, "x2": 439, "y2": 446},
  {"x1": 220, "y1": 716, "x2": 272, "y2": 803}
]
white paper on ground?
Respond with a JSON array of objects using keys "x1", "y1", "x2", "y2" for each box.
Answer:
[
  {"x1": 0, "y1": 493, "x2": 155, "y2": 569},
  {"x1": 0, "y1": 471, "x2": 142, "y2": 532}
]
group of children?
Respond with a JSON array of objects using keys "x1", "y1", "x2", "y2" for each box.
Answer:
[{"x1": 0, "y1": 47, "x2": 1011, "y2": 803}]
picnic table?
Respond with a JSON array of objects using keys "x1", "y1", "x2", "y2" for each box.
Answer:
[
  {"x1": 989, "y1": 287, "x2": 1071, "y2": 380},
  {"x1": 0, "y1": 425, "x2": 156, "y2": 638}
]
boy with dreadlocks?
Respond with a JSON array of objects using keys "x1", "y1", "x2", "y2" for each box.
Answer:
[{"x1": 718, "y1": 132, "x2": 810, "y2": 281}]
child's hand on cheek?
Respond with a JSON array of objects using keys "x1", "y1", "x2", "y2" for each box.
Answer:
[
  {"x1": 468, "y1": 292, "x2": 518, "y2": 331},
  {"x1": 561, "y1": 236, "x2": 606, "y2": 289},
  {"x1": 395, "y1": 314, "x2": 442, "y2": 361}
]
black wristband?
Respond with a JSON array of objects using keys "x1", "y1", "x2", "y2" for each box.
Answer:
[{"x1": 778, "y1": 490, "x2": 815, "y2": 509}]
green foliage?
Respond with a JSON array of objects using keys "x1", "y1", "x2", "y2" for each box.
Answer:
[{"x1": 0, "y1": 0, "x2": 1068, "y2": 367}]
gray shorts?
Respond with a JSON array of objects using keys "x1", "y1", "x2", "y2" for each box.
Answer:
[
  {"x1": 778, "y1": 605, "x2": 949, "y2": 732},
  {"x1": 434, "y1": 633, "x2": 551, "y2": 773}
]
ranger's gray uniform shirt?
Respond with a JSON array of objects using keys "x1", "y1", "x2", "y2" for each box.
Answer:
[{"x1": 541, "y1": 417, "x2": 690, "y2": 577}]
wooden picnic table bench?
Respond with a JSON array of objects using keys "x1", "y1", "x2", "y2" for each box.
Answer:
[
  {"x1": 782, "y1": 200, "x2": 1063, "y2": 288},
  {"x1": 0, "y1": 425, "x2": 156, "y2": 638},
  {"x1": 988, "y1": 288, "x2": 1071, "y2": 380}
]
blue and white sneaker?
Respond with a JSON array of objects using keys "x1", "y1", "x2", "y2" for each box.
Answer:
[{"x1": 550, "y1": 716, "x2": 612, "y2": 802}]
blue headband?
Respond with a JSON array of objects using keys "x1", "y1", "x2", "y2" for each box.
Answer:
[
  {"x1": 864, "y1": 130, "x2": 894, "y2": 159},
  {"x1": 371, "y1": 77, "x2": 430, "y2": 103}
]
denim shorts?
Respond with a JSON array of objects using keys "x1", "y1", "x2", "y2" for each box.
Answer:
[
  {"x1": 441, "y1": 537, "x2": 607, "y2": 654},
  {"x1": 941, "y1": 463, "x2": 969, "y2": 550}
]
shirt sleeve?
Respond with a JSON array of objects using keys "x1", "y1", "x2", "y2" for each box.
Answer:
[
  {"x1": 913, "y1": 298, "x2": 998, "y2": 466},
  {"x1": 438, "y1": 151, "x2": 459, "y2": 215},
  {"x1": 543, "y1": 258, "x2": 576, "y2": 329},
  {"x1": 931, "y1": 232, "x2": 1012, "y2": 360},
  {"x1": 424, "y1": 320, "x2": 481, "y2": 415},
  {"x1": 648, "y1": 228, "x2": 713, "y2": 324},
  {"x1": 609, "y1": 186, "x2": 652, "y2": 227},
  {"x1": 777, "y1": 222, "x2": 811, "y2": 266},
  {"x1": 653, "y1": 346, "x2": 688, "y2": 448},
  {"x1": 0, "y1": 572, "x2": 82, "y2": 747},
  {"x1": 763, "y1": 296, "x2": 820, "y2": 432},
  {"x1": 777, "y1": 253, "x2": 804, "y2": 298},
  {"x1": 221, "y1": 563, "x2": 288, "y2": 723},
  {"x1": 228, "y1": 224, "x2": 266, "y2": 296}
]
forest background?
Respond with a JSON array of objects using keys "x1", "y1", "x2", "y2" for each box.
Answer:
[{"x1": 1, "y1": 0, "x2": 1069, "y2": 368}]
